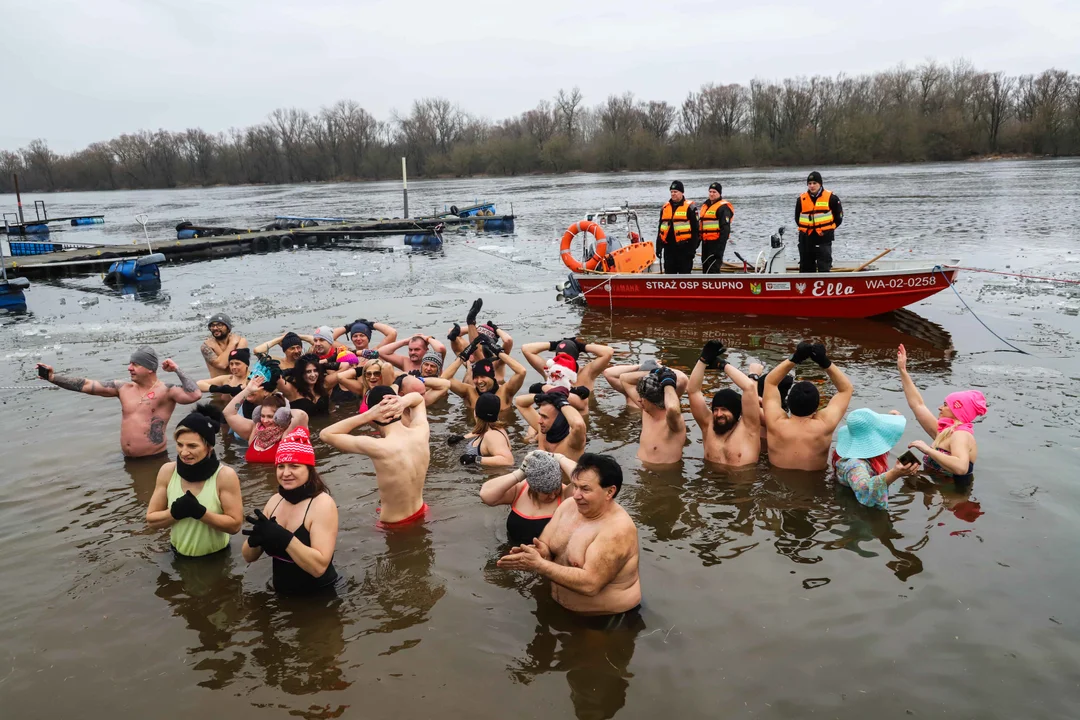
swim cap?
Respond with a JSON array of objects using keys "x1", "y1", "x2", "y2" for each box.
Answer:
[
  {"x1": 229, "y1": 347, "x2": 250, "y2": 366},
  {"x1": 522, "y1": 450, "x2": 562, "y2": 495},
  {"x1": 670, "y1": 180, "x2": 684, "y2": 193},
  {"x1": 275, "y1": 427, "x2": 315, "y2": 466},
  {"x1": 207, "y1": 313, "x2": 232, "y2": 331},
  {"x1": 787, "y1": 381, "x2": 820, "y2": 417},
  {"x1": 637, "y1": 373, "x2": 665, "y2": 407},
  {"x1": 421, "y1": 350, "x2": 443, "y2": 372},
  {"x1": 711, "y1": 388, "x2": 742, "y2": 422},
  {"x1": 281, "y1": 332, "x2": 303, "y2": 351},
  {"x1": 130, "y1": 346, "x2": 159, "y2": 372},
  {"x1": 471, "y1": 358, "x2": 496, "y2": 379},
  {"x1": 475, "y1": 392, "x2": 501, "y2": 422}
]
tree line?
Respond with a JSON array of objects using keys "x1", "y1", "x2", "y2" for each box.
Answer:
[{"x1": 4, "y1": 60, "x2": 1080, "y2": 193}]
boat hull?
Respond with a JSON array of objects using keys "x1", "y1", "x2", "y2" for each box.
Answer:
[{"x1": 573, "y1": 265, "x2": 958, "y2": 318}]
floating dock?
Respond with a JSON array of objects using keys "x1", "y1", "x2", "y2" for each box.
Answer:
[{"x1": 3, "y1": 212, "x2": 516, "y2": 279}]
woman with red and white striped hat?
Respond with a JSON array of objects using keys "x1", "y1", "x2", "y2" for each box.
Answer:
[{"x1": 241, "y1": 427, "x2": 339, "y2": 594}]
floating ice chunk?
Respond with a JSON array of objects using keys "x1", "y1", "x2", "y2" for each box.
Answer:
[{"x1": 340, "y1": 271, "x2": 357, "y2": 277}]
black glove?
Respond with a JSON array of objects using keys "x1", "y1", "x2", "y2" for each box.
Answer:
[
  {"x1": 324, "y1": 360, "x2": 341, "y2": 371},
  {"x1": 478, "y1": 334, "x2": 501, "y2": 355},
  {"x1": 486, "y1": 321, "x2": 499, "y2": 333},
  {"x1": 466, "y1": 298, "x2": 483, "y2": 326},
  {"x1": 535, "y1": 392, "x2": 568, "y2": 410},
  {"x1": 447, "y1": 433, "x2": 466, "y2": 445},
  {"x1": 529, "y1": 382, "x2": 545, "y2": 394},
  {"x1": 570, "y1": 386, "x2": 591, "y2": 399},
  {"x1": 459, "y1": 453, "x2": 478, "y2": 466},
  {"x1": 447, "y1": 323, "x2": 462, "y2": 342},
  {"x1": 458, "y1": 338, "x2": 480, "y2": 362},
  {"x1": 548, "y1": 340, "x2": 559, "y2": 352},
  {"x1": 170, "y1": 490, "x2": 206, "y2": 521},
  {"x1": 700, "y1": 340, "x2": 725, "y2": 369},
  {"x1": 657, "y1": 367, "x2": 678, "y2": 389},
  {"x1": 260, "y1": 516, "x2": 295, "y2": 557},
  {"x1": 791, "y1": 341, "x2": 814, "y2": 364},
  {"x1": 243, "y1": 509, "x2": 269, "y2": 547},
  {"x1": 810, "y1": 342, "x2": 832, "y2": 369}
]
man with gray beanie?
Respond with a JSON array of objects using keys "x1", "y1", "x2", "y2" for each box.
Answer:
[
  {"x1": 656, "y1": 180, "x2": 700, "y2": 274},
  {"x1": 796, "y1": 171, "x2": 844, "y2": 273},
  {"x1": 200, "y1": 312, "x2": 247, "y2": 376},
  {"x1": 37, "y1": 347, "x2": 202, "y2": 458}
]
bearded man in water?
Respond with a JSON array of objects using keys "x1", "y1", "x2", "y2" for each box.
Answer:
[
  {"x1": 498, "y1": 453, "x2": 641, "y2": 618},
  {"x1": 688, "y1": 341, "x2": 761, "y2": 466},
  {"x1": 763, "y1": 341, "x2": 853, "y2": 471},
  {"x1": 612, "y1": 365, "x2": 688, "y2": 465},
  {"x1": 38, "y1": 347, "x2": 202, "y2": 457},
  {"x1": 200, "y1": 313, "x2": 247, "y2": 377},
  {"x1": 320, "y1": 387, "x2": 431, "y2": 527}
]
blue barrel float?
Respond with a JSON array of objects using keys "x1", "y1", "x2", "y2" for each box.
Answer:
[
  {"x1": 404, "y1": 233, "x2": 442, "y2": 246},
  {"x1": 0, "y1": 277, "x2": 30, "y2": 309},
  {"x1": 22, "y1": 224, "x2": 50, "y2": 235},
  {"x1": 9, "y1": 241, "x2": 60, "y2": 255},
  {"x1": 104, "y1": 253, "x2": 166, "y2": 285},
  {"x1": 70, "y1": 217, "x2": 105, "y2": 226}
]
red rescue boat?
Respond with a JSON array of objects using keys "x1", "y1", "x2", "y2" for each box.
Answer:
[{"x1": 571, "y1": 259, "x2": 960, "y2": 318}]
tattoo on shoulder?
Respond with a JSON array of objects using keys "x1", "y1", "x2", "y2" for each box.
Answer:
[
  {"x1": 53, "y1": 375, "x2": 87, "y2": 392},
  {"x1": 101, "y1": 379, "x2": 128, "y2": 390},
  {"x1": 200, "y1": 343, "x2": 217, "y2": 362},
  {"x1": 148, "y1": 417, "x2": 165, "y2": 445}
]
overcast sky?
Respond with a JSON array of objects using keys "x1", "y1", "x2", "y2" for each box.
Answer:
[{"x1": 6, "y1": 0, "x2": 1079, "y2": 153}]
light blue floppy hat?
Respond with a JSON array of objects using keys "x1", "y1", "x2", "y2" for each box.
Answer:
[{"x1": 835, "y1": 408, "x2": 907, "y2": 459}]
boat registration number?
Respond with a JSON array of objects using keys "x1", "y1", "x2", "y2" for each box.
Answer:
[{"x1": 865, "y1": 275, "x2": 937, "y2": 290}]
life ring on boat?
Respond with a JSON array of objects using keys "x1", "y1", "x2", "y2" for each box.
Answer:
[{"x1": 560, "y1": 220, "x2": 607, "y2": 272}]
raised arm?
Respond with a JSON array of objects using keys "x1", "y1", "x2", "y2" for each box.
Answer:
[
  {"x1": 223, "y1": 378, "x2": 260, "y2": 439},
  {"x1": 897, "y1": 344, "x2": 938, "y2": 437},
  {"x1": 372, "y1": 322, "x2": 397, "y2": 348},
  {"x1": 38, "y1": 364, "x2": 125, "y2": 397},
  {"x1": 621, "y1": 370, "x2": 647, "y2": 408},
  {"x1": 319, "y1": 409, "x2": 385, "y2": 456},
  {"x1": 425, "y1": 336, "x2": 447, "y2": 356},
  {"x1": 562, "y1": 403, "x2": 587, "y2": 451},
  {"x1": 663, "y1": 384, "x2": 685, "y2": 434},
  {"x1": 377, "y1": 337, "x2": 411, "y2": 369},
  {"x1": 521, "y1": 341, "x2": 551, "y2": 375},
  {"x1": 603, "y1": 363, "x2": 641, "y2": 398},
  {"x1": 578, "y1": 343, "x2": 614, "y2": 385},
  {"x1": 687, "y1": 359, "x2": 711, "y2": 432},
  {"x1": 816, "y1": 360, "x2": 854, "y2": 433},
  {"x1": 163, "y1": 359, "x2": 203, "y2": 404},
  {"x1": 480, "y1": 468, "x2": 525, "y2": 506},
  {"x1": 498, "y1": 350, "x2": 528, "y2": 397},
  {"x1": 514, "y1": 393, "x2": 542, "y2": 433},
  {"x1": 763, "y1": 360, "x2": 796, "y2": 428},
  {"x1": 253, "y1": 334, "x2": 284, "y2": 355}
]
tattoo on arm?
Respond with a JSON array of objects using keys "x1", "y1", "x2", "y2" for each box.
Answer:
[
  {"x1": 52, "y1": 375, "x2": 88, "y2": 393},
  {"x1": 200, "y1": 343, "x2": 216, "y2": 363},
  {"x1": 102, "y1": 380, "x2": 119, "y2": 390},
  {"x1": 172, "y1": 368, "x2": 199, "y2": 393}
]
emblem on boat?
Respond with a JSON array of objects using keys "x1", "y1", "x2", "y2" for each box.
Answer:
[
  {"x1": 796, "y1": 283, "x2": 807, "y2": 294},
  {"x1": 750, "y1": 283, "x2": 761, "y2": 295}
]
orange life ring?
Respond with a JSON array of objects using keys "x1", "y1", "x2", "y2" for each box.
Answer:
[{"x1": 560, "y1": 220, "x2": 607, "y2": 272}]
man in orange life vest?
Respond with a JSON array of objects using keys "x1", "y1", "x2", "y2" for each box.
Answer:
[
  {"x1": 795, "y1": 171, "x2": 843, "y2": 273},
  {"x1": 657, "y1": 180, "x2": 700, "y2": 274},
  {"x1": 699, "y1": 182, "x2": 733, "y2": 274}
]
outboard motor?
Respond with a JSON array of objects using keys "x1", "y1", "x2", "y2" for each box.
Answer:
[{"x1": 764, "y1": 226, "x2": 787, "y2": 274}]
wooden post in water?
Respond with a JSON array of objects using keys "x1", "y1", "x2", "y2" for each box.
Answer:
[
  {"x1": 401, "y1": 157, "x2": 409, "y2": 218},
  {"x1": 13, "y1": 173, "x2": 25, "y2": 225}
]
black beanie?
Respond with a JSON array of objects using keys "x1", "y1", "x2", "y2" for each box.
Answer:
[
  {"x1": 708, "y1": 182, "x2": 722, "y2": 195},
  {"x1": 807, "y1": 171, "x2": 823, "y2": 184},
  {"x1": 554, "y1": 339, "x2": 580, "y2": 360},
  {"x1": 366, "y1": 385, "x2": 397, "y2": 408},
  {"x1": 176, "y1": 404, "x2": 222, "y2": 445},
  {"x1": 475, "y1": 392, "x2": 501, "y2": 422},
  {"x1": 281, "y1": 332, "x2": 303, "y2": 351},
  {"x1": 711, "y1": 389, "x2": 742, "y2": 422},
  {"x1": 472, "y1": 358, "x2": 496, "y2": 379},
  {"x1": 669, "y1": 180, "x2": 684, "y2": 193},
  {"x1": 787, "y1": 381, "x2": 820, "y2": 417},
  {"x1": 229, "y1": 347, "x2": 250, "y2": 366}
]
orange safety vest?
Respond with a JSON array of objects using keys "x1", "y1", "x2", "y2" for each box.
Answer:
[
  {"x1": 797, "y1": 190, "x2": 837, "y2": 235},
  {"x1": 699, "y1": 199, "x2": 733, "y2": 242},
  {"x1": 658, "y1": 201, "x2": 695, "y2": 244}
]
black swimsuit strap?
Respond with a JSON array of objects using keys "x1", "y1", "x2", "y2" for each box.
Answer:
[
  {"x1": 269, "y1": 495, "x2": 315, "y2": 533},
  {"x1": 268, "y1": 495, "x2": 285, "y2": 519}
]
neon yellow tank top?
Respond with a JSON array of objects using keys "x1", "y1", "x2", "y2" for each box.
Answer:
[{"x1": 166, "y1": 467, "x2": 229, "y2": 557}]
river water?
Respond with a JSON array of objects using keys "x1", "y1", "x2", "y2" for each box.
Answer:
[{"x1": 2, "y1": 160, "x2": 1079, "y2": 719}]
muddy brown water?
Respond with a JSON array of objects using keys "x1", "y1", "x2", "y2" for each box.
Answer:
[{"x1": 2, "y1": 160, "x2": 1079, "y2": 719}]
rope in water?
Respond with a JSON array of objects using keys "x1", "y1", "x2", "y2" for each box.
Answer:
[
  {"x1": 934, "y1": 266, "x2": 1030, "y2": 355},
  {"x1": 950, "y1": 265, "x2": 1080, "y2": 285}
]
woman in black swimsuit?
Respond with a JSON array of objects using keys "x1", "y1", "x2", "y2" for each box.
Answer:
[
  {"x1": 448, "y1": 392, "x2": 514, "y2": 467},
  {"x1": 480, "y1": 450, "x2": 572, "y2": 545},
  {"x1": 241, "y1": 427, "x2": 339, "y2": 594},
  {"x1": 283, "y1": 353, "x2": 332, "y2": 417}
]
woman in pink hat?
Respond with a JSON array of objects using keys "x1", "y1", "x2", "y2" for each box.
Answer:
[{"x1": 897, "y1": 344, "x2": 987, "y2": 480}]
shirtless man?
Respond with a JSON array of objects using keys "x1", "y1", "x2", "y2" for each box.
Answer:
[
  {"x1": 332, "y1": 318, "x2": 398, "y2": 355},
  {"x1": 615, "y1": 366, "x2": 688, "y2": 465},
  {"x1": 38, "y1": 346, "x2": 202, "y2": 457},
  {"x1": 521, "y1": 337, "x2": 614, "y2": 397},
  {"x1": 252, "y1": 331, "x2": 305, "y2": 372},
  {"x1": 688, "y1": 341, "x2": 761, "y2": 466},
  {"x1": 447, "y1": 299, "x2": 515, "y2": 382},
  {"x1": 320, "y1": 387, "x2": 430, "y2": 526},
  {"x1": 763, "y1": 341, "x2": 853, "y2": 471},
  {"x1": 200, "y1": 313, "x2": 247, "y2": 376},
  {"x1": 498, "y1": 453, "x2": 641, "y2": 617},
  {"x1": 442, "y1": 335, "x2": 526, "y2": 410},
  {"x1": 379, "y1": 334, "x2": 447, "y2": 376},
  {"x1": 514, "y1": 392, "x2": 588, "y2": 460},
  {"x1": 603, "y1": 358, "x2": 666, "y2": 409}
]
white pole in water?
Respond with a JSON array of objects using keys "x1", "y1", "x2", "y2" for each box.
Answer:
[
  {"x1": 135, "y1": 213, "x2": 153, "y2": 253},
  {"x1": 401, "y1": 157, "x2": 409, "y2": 218}
]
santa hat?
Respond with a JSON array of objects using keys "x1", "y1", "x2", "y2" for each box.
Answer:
[
  {"x1": 274, "y1": 427, "x2": 316, "y2": 466},
  {"x1": 545, "y1": 354, "x2": 578, "y2": 390}
]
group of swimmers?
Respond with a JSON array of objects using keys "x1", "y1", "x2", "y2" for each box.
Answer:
[{"x1": 37, "y1": 300, "x2": 987, "y2": 620}]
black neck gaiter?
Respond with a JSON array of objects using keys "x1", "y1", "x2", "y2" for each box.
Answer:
[{"x1": 176, "y1": 451, "x2": 220, "y2": 483}]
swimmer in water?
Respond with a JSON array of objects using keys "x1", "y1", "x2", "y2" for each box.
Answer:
[
  {"x1": 448, "y1": 391, "x2": 514, "y2": 467},
  {"x1": 514, "y1": 390, "x2": 588, "y2": 460},
  {"x1": 38, "y1": 347, "x2": 202, "y2": 458},
  {"x1": 763, "y1": 341, "x2": 853, "y2": 471},
  {"x1": 332, "y1": 318, "x2": 398, "y2": 355},
  {"x1": 497, "y1": 453, "x2": 642, "y2": 617},
  {"x1": 688, "y1": 341, "x2": 761, "y2": 467},
  {"x1": 442, "y1": 333, "x2": 527, "y2": 411},
  {"x1": 281, "y1": 353, "x2": 333, "y2": 417},
  {"x1": 379, "y1": 334, "x2": 447, "y2": 376},
  {"x1": 447, "y1": 298, "x2": 516, "y2": 382},
  {"x1": 146, "y1": 405, "x2": 243, "y2": 557},
  {"x1": 224, "y1": 376, "x2": 310, "y2": 463},
  {"x1": 335, "y1": 358, "x2": 394, "y2": 412},
  {"x1": 197, "y1": 347, "x2": 250, "y2": 397},
  {"x1": 602, "y1": 358, "x2": 666, "y2": 409},
  {"x1": 896, "y1": 344, "x2": 985, "y2": 479},
  {"x1": 242, "y1": 427, "x2": 340, "y2": 594},
  {"x1": 252, "y1": 332, "x2": 305, "y2": 372},
  {"x1": 320, "y1": 388, "x2": 431, "y2": 526},
  {"x1": 614, "y1": 365, "x2": 689, "y2": 465},
  {"x1": 200, "y1": 313, "x2": 248, "y2": 377},
  {"x1": 480, "y1": 450, "x2": 576, "y2": 546},
  {"x1": 521, "y1": 337, "x2": 614, "y2": 398}
]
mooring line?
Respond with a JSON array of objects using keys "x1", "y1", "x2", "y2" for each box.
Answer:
[{"x1": 935, "y1": 266, "x2": 1030, "y2": 355}]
